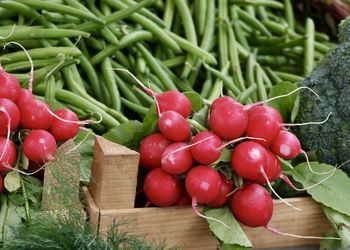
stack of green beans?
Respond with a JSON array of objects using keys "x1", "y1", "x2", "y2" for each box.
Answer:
[{"x1": 0, "y1": 0, "x2": 334, "y2": 134}]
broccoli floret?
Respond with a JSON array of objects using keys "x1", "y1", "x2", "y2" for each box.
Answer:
[{"x1": 294, "y1": 20, "x2": 350, "y2": 175}]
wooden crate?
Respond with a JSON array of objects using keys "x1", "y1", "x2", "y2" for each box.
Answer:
[{"x1": 83, "y1": 137, "x2": 334, "y2": 250}]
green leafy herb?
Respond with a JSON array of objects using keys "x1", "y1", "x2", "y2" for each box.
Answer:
[
  {"x1": 267, "y1": 81, "x2": 299, "y2": 122},
  {"x1": 291, "y1": 162, "x2": 350, "y2": 215},
  {"x1": 4, "y1": 171, "x2": 21, "y2": 193},
  {"x1": 184, "y1": 91, "x2": 203, "y2": 112},
  {"x1": 205, "y1": 206, "x2": 252, "y2": 248},
  {"x1": 192, "y1": 106, "x2": 209, "y2": 128},
  {"x1": 221, "y1": 243, "x2": 252, "y2": 250},
  {"x1": 319, "y1": 231, "x2": 341, "y2": 250}
]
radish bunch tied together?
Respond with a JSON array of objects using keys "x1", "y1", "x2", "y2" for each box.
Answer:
[{"x1": 138, "y1": 89, "x2": 321, "y2": 233}]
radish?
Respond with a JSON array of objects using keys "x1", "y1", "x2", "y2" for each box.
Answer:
[
  {"x1": 19, "y1": 99, "x2": 53, "y2": 130},
  {"x1": 185, "y1": 165, "x2": 221, "y2": 205},
  {"x1": 175, "y1": 190, "x2": 191, "y2": 206},
  {"x1": 158, "y1": 110, "x2": 191, "y2": 142},
  {"x1": 247, "y1": 105, "x2": 283, "y2": 125},
  {"x1": 0, "y1": 175, "x2": 3, "y2": 193},
  {"x1": 207, "y1": 174, "x2": 234, "y2": 208},
  {"x1": 15, "y1": 88, "x2": 35, "y2": 109},
  {"x1": 190, "y1": 131, "x2": 222, "y2": 164},
  {"x1": 0, "y1": 137, "x2": 16, "y2": 172},
  {"x1": 210, "y1": 96, "x2": 233, "y2": 110},
  {"x1": 209, "y1": 97, "x2": 248, "y2": 140},
  {"x1": 143, "y1": 168, "x2": 182, "y2": 207},
  {"x1": 161, "y1": 142, "x2": 194, "y2": 175},
  {"x1": 49, "y1": 108, "x2": 80, "y2": 141},
  {"x1": 270, "y1": 130, "x2": 301, "y2": 160},
  {"x1": 0, "y1": 69, "x2": 21, "y2": 102},
  {"x1": 230, "y1": 183, "x2": 273, "y2": 227},
  {"x1": 23, "y1": 130, "x2": 57, "y2": 163},
  {"x1": 139, "y1": 133, "x2": 171, "y2": 170},
  {"x1": 245, "y1": 112, "x2": 281, "y2": 147},
  {"x1": 0, "y1": 98, "x2": 20, "y2": 135},
  {"x1": 231, "y1": 141, "x2": 268, "y2": 180},
  {"x1": 252, "y1": 150, "x2": 282, "y2": 184},
  {"x1": 116, "y1": 69, "x2": 192, "y2": 118}
]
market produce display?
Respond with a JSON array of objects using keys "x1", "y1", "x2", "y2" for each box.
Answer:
[{"x1": 0, "y1": 0, "x2": 349, "y2": 249}]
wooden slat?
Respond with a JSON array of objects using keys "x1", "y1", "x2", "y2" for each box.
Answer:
[
  {"x1": 82, "y1": 186, "x2": 100, "y2": 233},
  {"x1": 99, "y1": 206, "x2": 218, "y2": 250},
  {"x1": 88, "y1": 137, "x2": 140, "y2": 210}
]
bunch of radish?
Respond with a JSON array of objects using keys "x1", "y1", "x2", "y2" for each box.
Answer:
[
  {"x1": 0, "y1": 66, "x2": 82, "y2": 190},
  {"x1": 138, "y1": 88, "x2": 322, "y2": 234}
]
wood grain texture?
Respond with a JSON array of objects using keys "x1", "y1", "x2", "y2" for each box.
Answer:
[
  {"x1": 88, "y1": 137, "x2": 140, "y2": 210},
  {"x1": 82, "y1": 186, "x2": 100, "y2": 233}
]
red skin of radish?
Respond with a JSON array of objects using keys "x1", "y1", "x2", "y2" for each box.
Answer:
[
  {"x1": 0, "y1": 137, "x2": 17, "y2": 172},
  {"x1": 210, "y1": 96, "x2": 233, "y2": 111},
  {"x1": 209, "y1": 98, "x2": 248, "y2": 140},
  {"x1": 161, "y1": 142, "x2": 194, "y2": 175},
  {"x1": 185, "y1": 165, "x2": 222, "y2": 204},
  {"x1": 158, "y1": 110, "x2": 191, "y2": 142},
  {"x1": 271, "y1": 130, "x2": 301, "y2": 159},
  {"x1": 247, "y1": 105, "x2": 283, "y2": 125},
  {"x1": 143, "y1": 168, "x2": 182, "y2": 207},
  {"x1": 0, "y1": 98, "x2": 20, "y2": 135},
  {"x1": 251, "y1": 150, "x2": 282, "y2": 184},
  {"x1": 246, "y1": 112, "x2": 281, "y2": 147},
  {"x1": 190, "y1": 131, "x2": 222, "y2": 165},
  {"x1": 23, "y1": 130, "x2": 57, "y2": 163},
  {"x1": 0, "y1": 175, "x2": 3, "y2": 193},
  {"x1": 49, "y1": 108, "x2": 80, "y2": 141},
  {"x1": 230, "y1": 183, "x2": 273, "y2": 227},
  {"x1": 175, "y1": 190, "x2": 192, "y2": 206},
  {"x1": 0, "y1": 70, "x2": 21, "y2": 102},
  {"x1": 19, "y1": 99, "x2": 53, "y2": 130},
  {"x1": 231, "y1": 141, "x2": 268, "y2": 180},
  {"x1": 139, "y1": 133, "x2": 171, "y2": 170},
  {"x1": 15, "y1": 88, "x2": 35, "y2": 109},
  {"x1": 156, "y1": 90, "x2": 192, "y2": 118},
  {"x1": 207, "y1": 175, "x2": 234, "y2": 208}
]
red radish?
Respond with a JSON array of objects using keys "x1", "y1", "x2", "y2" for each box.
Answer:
[
  {"x1": 0, "y1": 137, "x2": 17, "y2": 172},
  {"x1": 210, "y1": 96, "x2": 233, "y2": 110},
  {"x1": 247, "y1": 105, "x2": 283, "y2": 125},
  {"x1": 271, "y1": 130, "x2": 301, "y2": 160},
  {"x1": 0, "y1": 69, "x2": 21, "y2": 102},
  {"x1": 143, "y1": 168, "x2": 182, "y2": 207},
  {"x1": 245, "y1": 112, "x2": 281, "y2": 147},
  {"x1": 23, "y1": 130, "x2": 57, "y2": 163},
  {"x1": 190, "y1": 131, "x2": 222, "y2": 165},
  {"x1": 139, "y1": 133, "x2": 171, "y2": 170},
  {"x1": 161, "y1": 142, "x2": 194, "y2": 175},
  {"x1": 19, "y1": 99, "x2": 53, "y2": 130},
  {"x1": 0, "y1": 98, "x2": 20, "y2": 135},
  {"x1": 207, "y1": 175, "x2": 234, "y2": 208},
  {"x1": 185, "y1": 165, "x2": 222, "y2": 204},
  {"x1": 0, "y1": 175, "x2": 3, "y2": 193},
  {"x1": 231, "y1": 141, "x2": 267, "y2": 180},
  {"x1": 15, "y1": 88, "x2": 35, "y2": 108},
  {"x1": 209, "y1": 97, "x2": 248, "y2": 140},
  {"x1": 49, "y1": 108, "x2": 80, "y2": 141},
  {"x1": 158, "y1": 110, "x2": 191, "y2": 142},
  {"x1": 175, "y1": 190, "x2": 191, "y2": 206},
  {"x1": 252, "y1": 150, "x2": 282, "y2": 184},
  {"x1": 230, "y1": 183, "x2": 273, "y2": 227},
  {"x1": 116, "y1": 69, "x2": 192, "y2": 118}
]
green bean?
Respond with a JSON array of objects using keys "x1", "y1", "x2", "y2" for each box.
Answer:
[
  {"x1": 164, "y1": 30, "x2": 217, "y2": 65},
  {"x1": 135, "y1": 56, "x2": 148, "y2": 75},
  {"x1": 137, "y1": 43, "x2": 177, "y2": 90},
  {"x1": 257, "y1": 55, "x2": 293, "y2": 66},
  {"x1": 265, "y1": 67, "x2": 282, "y2": 85},
  {"x1": 86, "y1": 37, "x2": 105, "y2": 50},
  {"x1": 163, "y1": 0, "x2": 175, "y2": 29},
  {"x1": 255, "y1": 65, "x2": 267, "y2": 101},
  {"x1": 104, "y1": 0, "x2": 182, "y2": 53},
  {"x1": 14, "y1": 0, "x2": 104, "y2": 24},
  {"x1": 0, "y1": 7, "x2": 15, "y2": 19},
  {"x1": 101, "y1": 58, "x2": 121, "y2": 111},
  {"x1": 284, "y1": 0, "x2": 295, "y2": 31},
  {"x1": 208, "y1": 81, "x2": 224, "y2": 102},
  {"x1": 195, "y1": 0, "x2": 207, "y2": 36},
  {"x1": 91, "y1": 31, "x2": 153, "y2": 65},
  {"x1": 245, "y1": 5, "x2": 255, "y2": 18},
  {"x1": 162, "y1": 56, "x2": 186, "y2": 69},
  {"x1": 132, "y1": 85, "x2": 154, "y2": 105},
  {"x1": 115, "y1": 73, "x2": 142, "y2": 106},
  {"x1": 236, "y1": 7, "x2": 271, "y2": 37},
  {"x1": 44, "y1": 75, "x2": 56, "y2": 105},
  {"x1": 200, "y1": 77, "x2": 213, "y2": 99},
  {"x1": 274, "y1": 71, "x2": 304, "y2": 82},
  {"x1": 295, "y1": 21, "x2": 330, "y2": 42},
  {"x1": 230, "y1": 0, "x2": 284, "y2": 9},
  {"x1": 62, "y1": 66, "x2": 86, "y2": 96},
  {"x1": 218, "y1": 0, "x2": 229, "y2": 68},
  {"x1": 250, "y1": 35, "x2": 288, "y2": 46},
  {"x1": 75, "y1": 0, "x2": 157, "y2": 31},
  {"x1": 121, "y1": 97, "x2": 149, "y2": 117},
  {"x1": 122, "y1": 0, "x2": 166, "y2": 28},
  {"x1": 230, "y1": 7, "x2": 250, "y2": 51},
  {"x1": 114, "y1": 51, "x2": 132, "y2": 69},
  {"x1": 245, "y1": 55, "x2": 258, "y2": 102},
  {"x1": 260, "y1": 65, "x2": 273, "y2": 88},
  {"x1": 1, "y1": 47, "x2": 81, "y2": 64},
  {"x1": 64, "y1": 0, "x2": 94, "y2": 14},
  {"x1": 0, "y1": 1, "x2": 41, "y2": 19},
  {"x1": 238, "y1": 84, "x2": 257, "y2": 104},
  {"x1": 304, "y1": 18, "x2": 315, "y2": 76},
  {"x1": 78, "y1": 56, "x2": 103, "y2": 101},
  {"x1": 4, "y1": 58, "x2": 61, "y2": 72},
  {"x1": 41, "y1": 10, "x2": 81, "y2": 24},
  {"x1": 256, "y1": 6, "x2": 268, "y2": 20},
  {"x1": 34, "y1": 86, "x2": 121, "y2": 128}
]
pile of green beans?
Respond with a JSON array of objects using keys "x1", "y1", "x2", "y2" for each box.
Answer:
[{"x1": 0, "y1": 0, "x2": 334, "y2": 133}]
